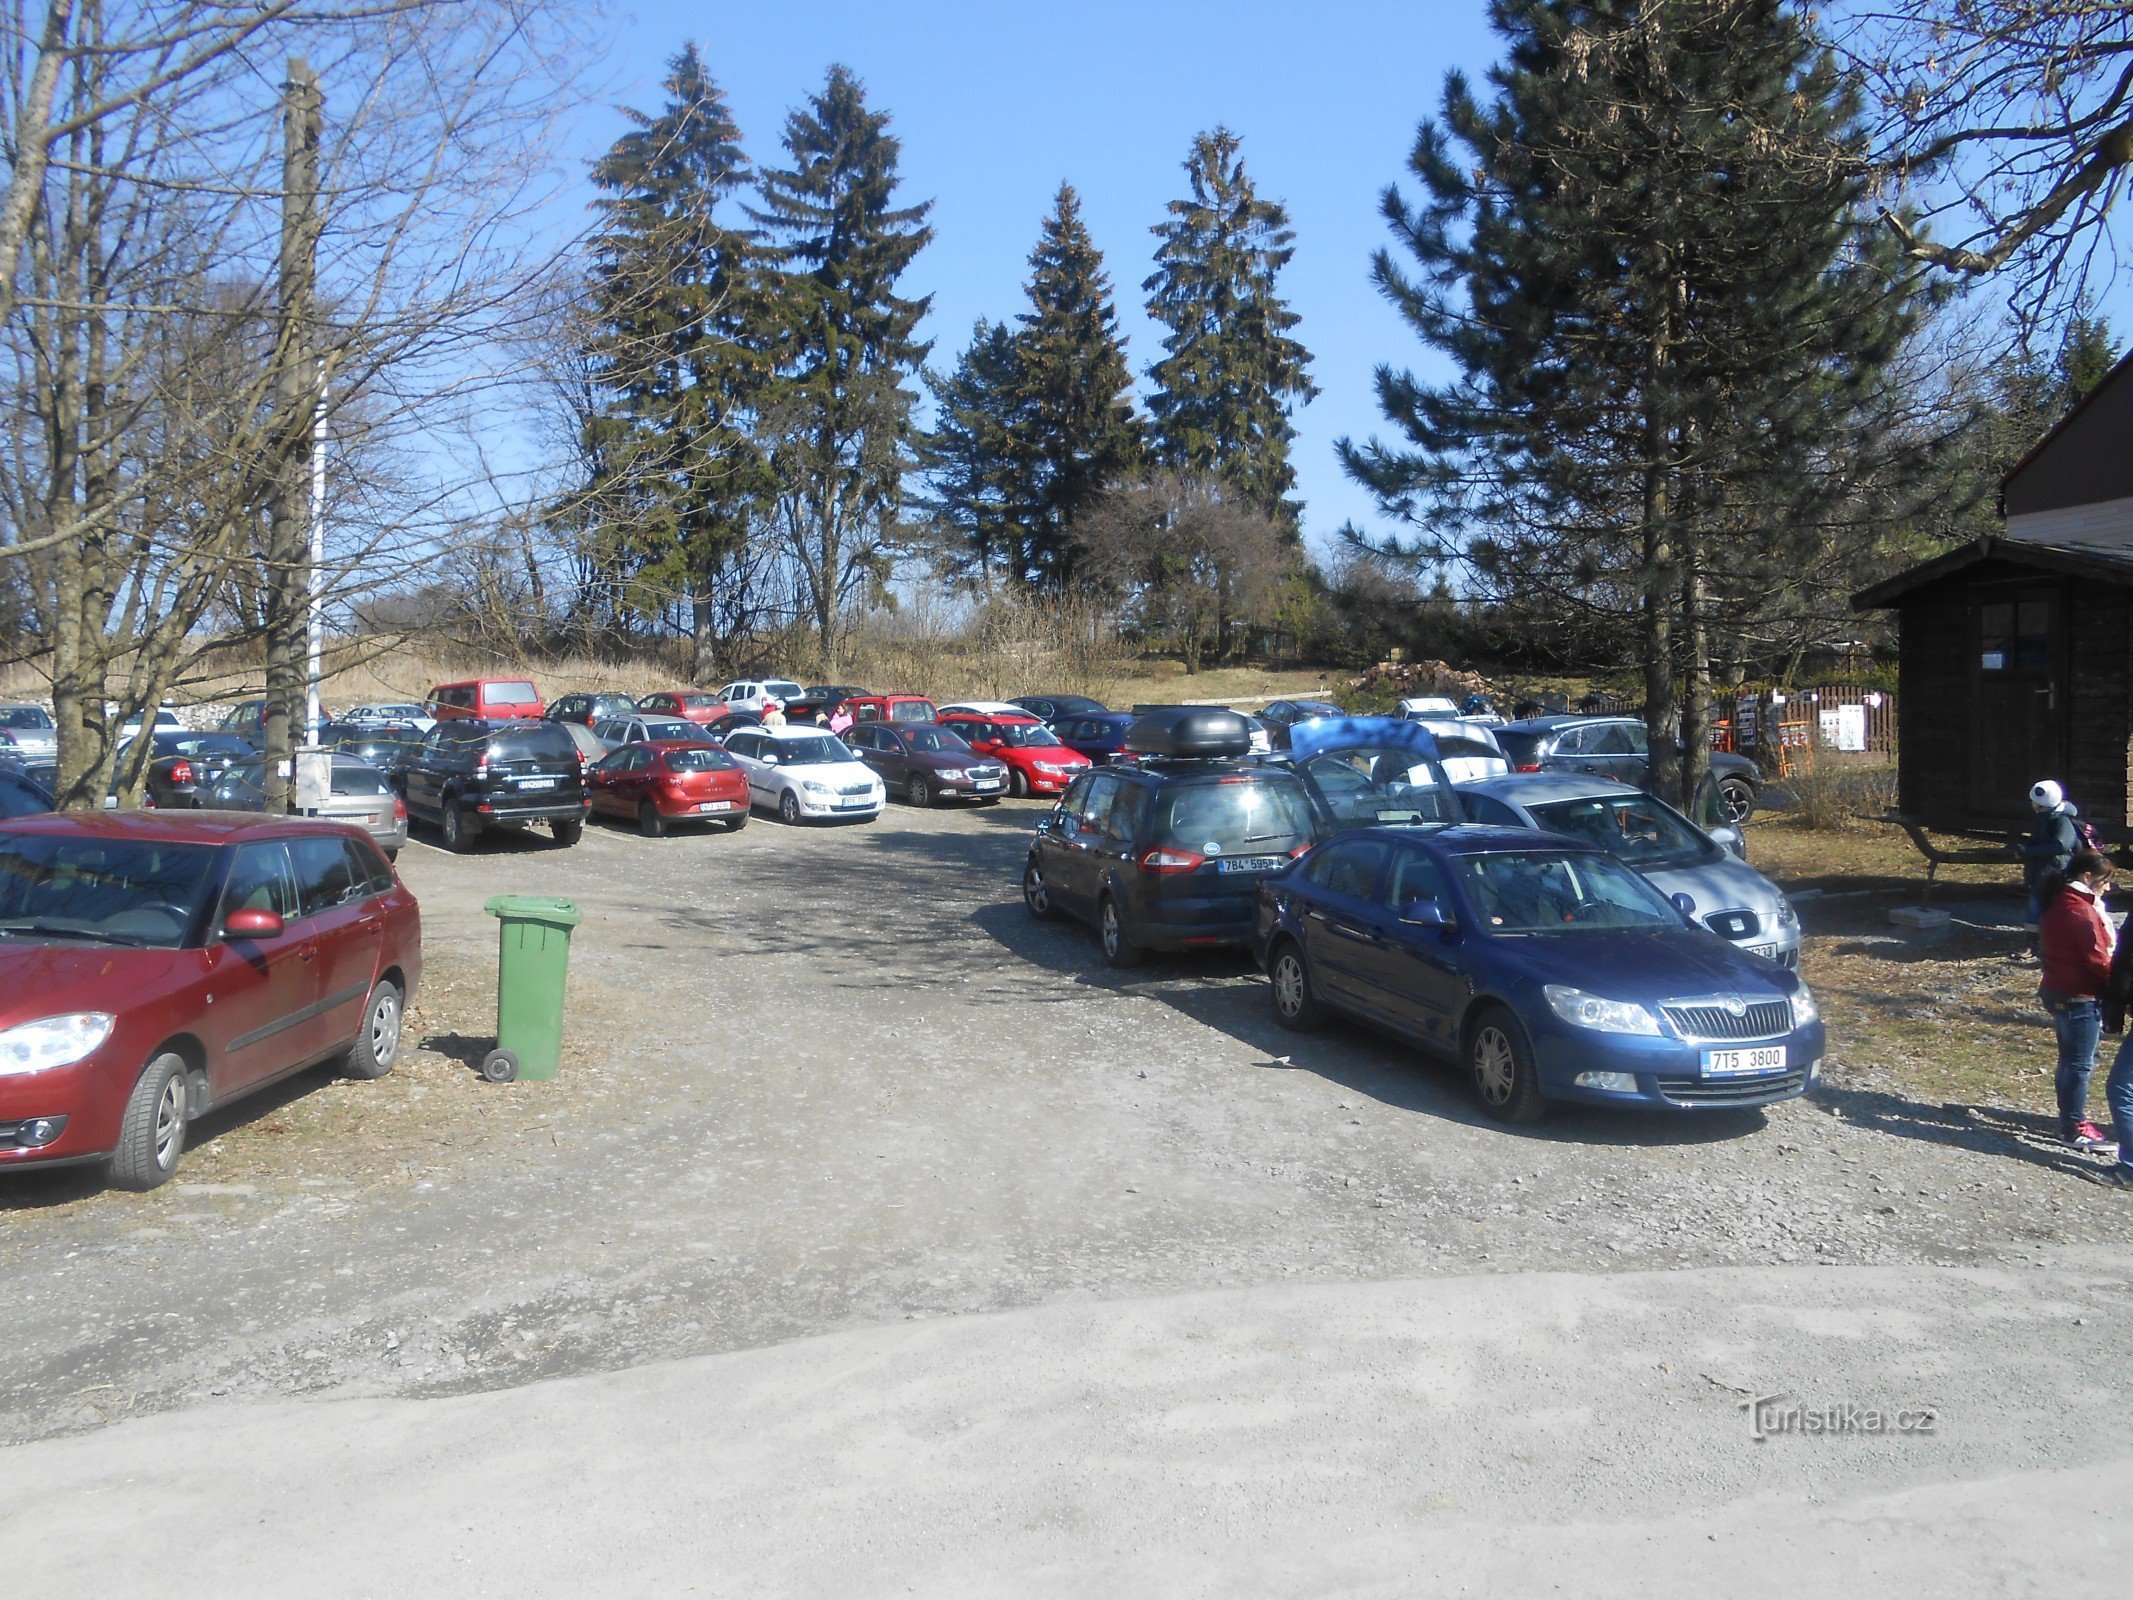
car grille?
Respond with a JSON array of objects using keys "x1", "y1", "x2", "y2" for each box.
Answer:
[
  {"x1": 1704, "y1": 909, "x2": 1761, "y2": 942},
  {"x1": 1653, "y1": 1069, "x2": 1808, "y2": 1107},
  {"x1": 1662, "y1": 1000, "x2": 1792, "y2": 1041},
  {"x1": 837, "y1": 781, "x2": 873, "y2": 797}
]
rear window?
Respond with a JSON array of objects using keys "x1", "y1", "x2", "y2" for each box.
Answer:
[
  {"x1": 765, "y1": 681, "x2": 805, "y2": 701},
  {"x1": 663, "y1": 747, "x2": 737, "y2": 773},
  {"x1": 889, "y1": 701, "x2": 935, "y2": 723},
  {"x1": 483, "y1": 681, "x2": 540, "y2": 706},
  {"x1": 1301, "y1": 747, "x2": 1458, "y2": 827},
  {"x1": 1154, "y1": 775, "x2": 1315, "y2": 856},
  {"x1": 330, "y1": 764, "x2": 392, "y2": 796},
  {"x1": 486, "y1": 725, "x2": 577, "y2": 763},
  {"x1": 0, "y1": 707, "x2": 52, "y2": 730},
  {"x1": 1495, "y1": 730, "x2": 1543, "y2": 766}
]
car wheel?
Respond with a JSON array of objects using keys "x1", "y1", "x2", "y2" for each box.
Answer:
[
  {"x1": 1023, "y1": 856, "x2": 1057, "y2": 920},
  {"x1": 552, "y1": 818, "x2": 584, "y2": 848},
  {"x1": 907, "y1": 775, "x2": 930, "y2": 808},
  {"x1": 721, "y1": 813, "x2": 748, "y2": 832},
  {"x1": 778, "y1": 789, "x2": 801, "y2": 826},
  {"x1": 441, "y1": 798, "x2": 476, "y2": 853},
  {"x1": 342, "y1": 980, "x2": 403, "y2": 1081},
  {"x1": 1008, "y1": 767, "x2": 1029, "y2": 800},
  {"x1": 1720, "y1": 776, "x2": 1757, "y2": 825},
  {"x1": 1467, "y1": 1007, "x2": 1546, "y2": 1124},
  {"x1": 108, "y1": 1051, "x2": 189, "y2": 1191},
  {"x1": 637, "y1": 801, "x2": 666, "y2": 839},
  {"x1": 1098, "y1": 893, "x2": 1142, "y2": 969},
  {"x1": 1269, "y1": 941, "x2": 1324, "y2": 1032}
]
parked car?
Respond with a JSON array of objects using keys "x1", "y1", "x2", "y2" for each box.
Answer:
[
  {"x1": 717, "y1": 679, "x2": 808, "y2": 718},
  {"x1": 1396, "y1": 696, "x2": 1463, "y2": 720},
  {"x1": 1009, "y1": 694, "x2": 1107, "y2": 726},
  {"x1": 1053, "y1": 710, "x2": 1138, "y2": 765},
  {"x1": 937, "y1": 710, "x2": 1090, "y2": 799},
  {"x1": 718, "y1": 725, "x2": 884, "y2": 824},
  {"x1": 130, "y1": 731, "x2": 257, "y2": 809},
  {"x1": 544, "y1": 692, "x2": 639, "y2": 729},
  {"x1": 1449, "y1": 773, "x2": 1798, "y2": 967},
  {"x1": 1257, "y1": 699, "x2": 1343, "y2": 750},
  {"x1": 937, "y1": 700, "x2": 1036, "y2": 719},
  {"x1": 209, "y1": 753, "x2": 409, "y2": 859},
  {"x1": 118, "y1": 708, "x2": 185, "y2": 736},
  {"x1": 0, "y1": 766, "x2": 53, "y2": 817},
  {"x1": 1285, "y1": 716, "x2": 1464, "y2": 835},
  {"x1": 1253, "y1": 825, "x2": 1822, "y2": 1121},
  {"x1": 586, "y1": 740, "x2": 750, "y2": 837},
  {"x1": 786, "y1": 684, "x2": 871, "y2": 723},
  {"x1": 1400, "y1": 718, "x2": 1513, "y2": 783},
  {"x1": 841, "y1": 693, "x2": 937, "y2": 727},
  {"x1": 1021, "y1": 708, "x2": 1317, "y2": 967},
  {"x1": 0, "y1": 703, "x2": 57, "y2": 756},
  {"x1": 554, "y1": 721, "x2": 608, "y2": 772},
  {"x1": 424, "y1": 677, "x2": 544, "y2": 723},
  {"x1": 845, "y1": 722, "x2": 1007, "y2": 806},
  {"x1": 1493, "y1": 715, "x2": 1763, "y2": 823},
  {"x1": 0, "y1": 811, "x2": 418, "y2": 1189},
  {"x1": 402, "y1": 719, "x2": 586, "y2": 851},
  {"x1": 591, "y1": 714, "x2": 704, "y2": 751},
  {"x1": 320, "y1": 724, "x2": 425, "y2": 793},
  {"x1": 218, "y1": 699, "x2": 267, "y2": 739},
  {"x1": 637, "y1": 690, "x2": 742, "y2": 727},
  {"x1": 339, "y1": 703, "x2": 435, "y2": 733},
  {"x1": 1460, "y1": 693, "x2": 1503, "y2": 724}
]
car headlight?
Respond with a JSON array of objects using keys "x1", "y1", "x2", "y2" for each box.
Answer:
[
  {"x1": 0, "y1": 1012, "x2": 115, "y2": 1075},
  {"x1": 801, "y1": 780, "x2": 832, "y2": 795},
  {"x1": 1542, "y1": 985, "x2": 1661, "y2": 1036},
  {"x1": 936, "y1": 768, "x2": 967, "y2": 781},
  {"x1": 1775, "y1": 894, "x2": 1798, "y2": 929},
  {"x1": 1034, "y1": 761, "x2": 1069, "y2": 774},
  {"x1": 1790, "y1": 983, "x2": 1819, "y2": 1028}
]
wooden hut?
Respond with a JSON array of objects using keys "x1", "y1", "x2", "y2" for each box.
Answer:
[{"x1": 1853, "y1": 348, "x2": 2133, "y2": 839}]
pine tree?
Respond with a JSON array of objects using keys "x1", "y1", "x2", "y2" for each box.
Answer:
[
  {"x1": 916, "y1": 320, "x2": 1027, "y2": 586},
  {"x1": 1340, "y1": 0, "x2": 1940, "y2": 804},
  {"x1": 1143, "y1": 129, "x2": 1317, "y2": 526},
  {"x1": 583, "y1": 44, "x2": 771, "y2": 680},
  {"x1": 751, "y1": 65, "x2": 933, "y2": 670},
  {"x1": 1006, "y1": 184, "x2": 1143, "y2": 586}
]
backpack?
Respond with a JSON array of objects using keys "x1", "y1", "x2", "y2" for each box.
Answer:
[{"x1": 2076, "y1": 817, "x2": 2106, "y2": 854}]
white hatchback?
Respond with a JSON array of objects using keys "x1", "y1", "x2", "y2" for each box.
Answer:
[
  {"x1": 718, "y1": 679, "x2": 807, "y2": 717},
  {"x1": 719, "y1": 725, "x2": 883, "y2": 824}
]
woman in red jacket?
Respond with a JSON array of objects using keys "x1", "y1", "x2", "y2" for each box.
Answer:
[{"x1": 2039, "y1": 850, "x2": 2119, "y2": 1151}]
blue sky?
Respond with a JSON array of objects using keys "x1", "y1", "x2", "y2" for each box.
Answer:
[{"x1": 573, "y1": 0, "x2": 1506, "y2": 559}]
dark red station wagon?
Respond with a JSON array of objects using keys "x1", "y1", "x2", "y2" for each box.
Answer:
[{"x1": 0, "y1": 812, "x2": 421, "y2": 1190}]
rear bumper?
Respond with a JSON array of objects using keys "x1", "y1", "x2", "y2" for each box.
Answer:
[
  {"x1": 653, "y1": 792, "x2": 748, "y2": 820},
  {"x1": 470, "y1": 797, "x2": 586, "y2": 824}
]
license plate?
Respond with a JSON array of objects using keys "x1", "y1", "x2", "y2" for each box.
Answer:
[
  {"x1": 837, "y1": 799, "x2": 873, "y2": 810},
  {"x1": 1217, "y1": 856, "x2": 1286, "y2": 874},
  {"x1": 518, "y1": 777, "x2": 557, "y2": 790},
  {"x1": 1702, "y1": 1045, "x2": 1786, "y2": 1076},
  {"x1": 973, "y1": 779, "x2": 1001, "y2": 790},
  {"x1": 697, "y1": 800, "x2": 733, "y2": 813}
]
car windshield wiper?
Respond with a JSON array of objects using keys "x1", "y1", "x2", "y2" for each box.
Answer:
[{"x1": 0, "y1": 919, "x2": 148, "y2": 947}]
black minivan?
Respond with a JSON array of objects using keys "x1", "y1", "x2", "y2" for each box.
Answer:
[
  {"x1": 1021, "y1": 708, "x2": 1317, "y2": 967},
  {"x1": 403, "y1": 719, "x2": 587, "y2": 851}
]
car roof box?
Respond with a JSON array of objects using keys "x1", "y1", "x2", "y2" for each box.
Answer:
[{"x1": 1122, "y1": 706, "x2": 1253, "y2": 759}]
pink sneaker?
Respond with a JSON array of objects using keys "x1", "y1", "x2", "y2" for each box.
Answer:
[{"x1": 2072, "y1": 1122, "x2": 2119, "y2": 1153}]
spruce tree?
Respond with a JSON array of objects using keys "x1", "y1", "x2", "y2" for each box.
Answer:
[
  {"x1": 1143, "y1": 129, "x2": 1317, "y2": 526},
  {"x1": 916, "y1": 320, "x2": 1027, "y2": 586},
  {"x1": 751, "y1": 65, "x2": 933, "y2": 669},
  {"x1": 1006, "y1": 183, "x2": 1143, "y2": 586},
  {"x1": 1341, "y1": 0, "x2": 1939, "y2": 804},
  {"x1": 584, "y1": 44, "x2": 770, "y2": 680}
]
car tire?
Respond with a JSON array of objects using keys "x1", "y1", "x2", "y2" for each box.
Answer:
[
  {"x1": 552, "y1": 818, "x2": 584, "y2": 848},
  {"x1": 1098, "y1": 892, "x2": 1142, "y2": 970},
  {"x1": 721, "y1": 813, "x2": 748, "y2": 832},
  {"x1": 342, "y1": 980, "x2": 403, "y2": 1081},
  {"x1": 778, "y1": 790, "x2": 801, "y2": 826},
  {"x1": 637, "y1": 801, "x2": 666, "y2": 839},
  {"x1": 441, "y1": 798, "x2": 476, "y2": 853},
  {"x1": 1719, "y1": 776, "x2": 1757, "y2": 825},
  {"x1": 383, "y1": 847, "x2": 400, "y2": 864},
  {"x1": 1008, "y1": 767, "x2": 1029, "y2": 800},
  {"x1": 1467, "y1": 1006, "x2": 1546, "y2": 1125},
  {"x1": 1023, "y1": 856, "x2": 1057, "y2": 920},
  {"x1": 907, "y1": 775, "x2": 930, "y2": 808},
  {"x1": 108, "y1": 1051, "x2": 190, "y2": 1192},
  {"x1": 1269, "y1": 940, "x2": 1324, "y2": 1032}
]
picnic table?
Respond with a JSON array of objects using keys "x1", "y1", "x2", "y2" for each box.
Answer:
[{"x1": 1880, "y1": 813, "x2": 2020, "y2": 904}]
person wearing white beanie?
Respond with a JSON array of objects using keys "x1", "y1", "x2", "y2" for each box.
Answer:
[{"x1": 2022, "y1": 778, "x2": 2084, "y2": 923}]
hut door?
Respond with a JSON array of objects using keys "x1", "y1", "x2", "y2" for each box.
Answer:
[{"x1": 1971, "y1": 588, "x2": 2063, "y2": 818}]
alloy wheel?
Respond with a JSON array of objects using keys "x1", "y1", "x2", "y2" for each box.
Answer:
[
  {"x1": 1274, "y1": 952, "x2": 1307, "y2": 1018},
  {"x1": 368, "y1": 987, "x2": 402, "y2": 1071},
  {"x1": 153, "y1": 1072, "x2": 186, "y2": 1170},
  {"x1": 1471, "y1": 1024, "x2": 1517, "y2": 1106}
]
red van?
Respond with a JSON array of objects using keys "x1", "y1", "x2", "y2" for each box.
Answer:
[
  {"x1": 841, "y1": 694, "x2": 936, "y2": 726},
  {"x1": 425, "y1": 678, "x2": 543, "y2": 721}
]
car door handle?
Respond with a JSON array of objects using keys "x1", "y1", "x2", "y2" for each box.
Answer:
[{"x1": 299, "y1": 943, "x2": 318, "y2": 963}]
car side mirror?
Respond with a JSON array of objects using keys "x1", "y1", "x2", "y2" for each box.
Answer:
[
  {"x1": 1708, "y1": 825, "x2": 1745, "y2": 858},
  {"x1": 224, "y1": 907, "x2": 284, "y2": 941},
  {"x1": 1401, "y1": 899, "x2": 1456, "y2": 934},
  {"x1": 760, "y1": 754, "x2": 778, "y2": 766},
  {"x1": 1671, "y1": 892, "x2": 1698, "y2": 917}
]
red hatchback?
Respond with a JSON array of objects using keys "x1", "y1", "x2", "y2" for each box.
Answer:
[
  {"x1": 586, "y1": 740, "x2": 751, "y2": 837},
  {"x1": 636, "y1": 690, "x2": 739, "y2": 727},
  {"x1": 936, "y1": 712, "x2": 1091, "y2": 799},
  {"x1": 0, "y1": 812, "x2": 421, "y2": 1190}
]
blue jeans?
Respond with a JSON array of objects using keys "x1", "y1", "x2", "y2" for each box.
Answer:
[
  {"x1": 2044, "y1": 995, "x2": 2103, "y2": 1136},
  {"x1": 2109, "y1": 1036, "x2": 2133, "y2": 1171}
]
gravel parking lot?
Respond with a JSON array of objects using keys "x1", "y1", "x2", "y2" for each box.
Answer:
[{"x1": 2, "y1": 797, "x2": 2129, "y2": 1449}]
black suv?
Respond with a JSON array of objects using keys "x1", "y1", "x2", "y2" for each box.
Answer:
[
  {"x1": 1493, "y1": 715, "x2": 1762, "y2": 823},
  {"x1": 1021, "y1": 708, "x2": 1318, "y2": 967},
  {"x1": 404, "y1": 719, "x2": 587, "y2": 851}
]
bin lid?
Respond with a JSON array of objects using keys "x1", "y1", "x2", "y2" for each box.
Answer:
[{"x1": 484, "y1": 894, "x2": 582, "y2": 927}]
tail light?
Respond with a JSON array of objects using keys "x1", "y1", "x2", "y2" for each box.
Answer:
[
  {"x1": 1515, "y1": 762, "x2": 1543, "y2": 773},
  {"x1": 1138, "y1": 846, "x2": 1206, "y2": 874},
  {"x1": 393, "y1": 795, "x2": 408, "y2": 821},
  {"x1": 168, "y1": 759, "x2": 194, "y2": 787}
]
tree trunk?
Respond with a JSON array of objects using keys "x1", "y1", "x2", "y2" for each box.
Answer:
[
  {"x1": 1639, "y1": 276, "x2": 1683, "y2": 803},
  {"x1": 1679, "y1": 532, "x2": 1712, "y2": 814},
  {"x1": 690, "y1": 591, "x2": 717, "y2": 683}
]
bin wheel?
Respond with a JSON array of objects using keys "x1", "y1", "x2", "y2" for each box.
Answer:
[{"x1": 480, "y1": 1048, "x2": 519, "y2": 1084}]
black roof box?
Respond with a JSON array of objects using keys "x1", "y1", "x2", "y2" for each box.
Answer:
[{"x1": 1122, "y1": 706, "x2": 1253, "y2": 759}]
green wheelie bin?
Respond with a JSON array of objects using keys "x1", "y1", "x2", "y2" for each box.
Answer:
[{"x1": 481, "y1": 895, "x2": 581, "y2": 1083}]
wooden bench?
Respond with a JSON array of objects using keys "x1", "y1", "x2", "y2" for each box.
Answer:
[{"x1": 1880, "y1": 813, "x2": 2020, "y2": 904}]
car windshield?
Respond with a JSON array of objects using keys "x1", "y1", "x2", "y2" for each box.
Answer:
[
  {"x1": 1302, "y1": 746, "x2": 1457, "y2": 826},
  {"x1": 1288, "y1": 702, "x2": 1341, "y2": 721},
  {"x1": 486, "y1": 681, "x2": 540, "y2": 706},
  {"x1": 1155, "y1": 776, "x2": 1315, "y2": 855},
  {"x1": 0, "y1": 707, "x2": 53, "y2": 730},
  {"x1": 168, "y1": 733, "x2": 253, "y2": 758},
  {"x1": 664, "y1": 747, "x2": 736, "y2": 773},
  {"x1": 1451, "y1": 849, "x2": 1681, "y2": 934},
  {"x1": 902, "y1": 728, "x2": 971, "y2": 755},
  {"x1": 0, "y1": 832, "x2": 217, "y2": 947},
  {"x1": 888, "y1": 701, "x2": 935, "y2": 723},
  {"x1": 777, "y1": 736, "x2": 854, "y2": 765},
  {"x1": 1526, "y1": 793, "x2": 1714, "y2": 868},
  {"x1": 993, "y1": 722, "x2": 1060, "y2": 748},
  {"x1": 486, "y1": 726, "x2": 575, "y2": 762}
]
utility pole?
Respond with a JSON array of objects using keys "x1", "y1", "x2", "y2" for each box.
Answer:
[{"x1": 263, "y1": 56, "x2": 321, "y2": 814}]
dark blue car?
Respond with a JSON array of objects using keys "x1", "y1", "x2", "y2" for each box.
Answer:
[
  {"x1": 1252, "y1": 825, "x2": 1823, "y2": 1122},
  {"x1": 1052, "y1": 710, "x2": 1138, "y2": 765}
]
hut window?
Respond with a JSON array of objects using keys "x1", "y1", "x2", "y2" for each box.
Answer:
[{"x1": 1979, "y1": 599, "x2": 2052, "y2": 673}]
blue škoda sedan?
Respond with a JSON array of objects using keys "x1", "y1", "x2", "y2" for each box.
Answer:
[{"x1": 1251, "y1": 825, "x2": 1824, "y2": 1123}]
